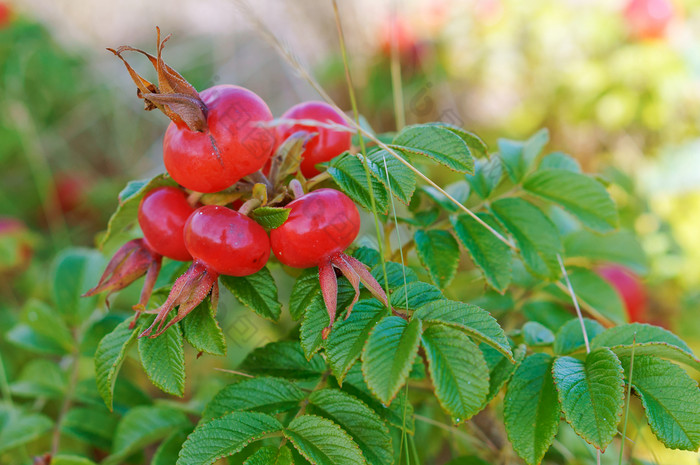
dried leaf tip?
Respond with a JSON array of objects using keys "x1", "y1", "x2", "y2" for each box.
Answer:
[{"x1": 108, "y1": 27, "x2": 209, "y2": 132}]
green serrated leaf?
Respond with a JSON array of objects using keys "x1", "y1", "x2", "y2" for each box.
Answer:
[
  {"x1": 0, "y1": 406, "x2": 52, "y2": 454},
  {"x1": 392, "y1": 124, "x2": 474, "y2": 173},
  {"x1": 328, "y1": 154, "x2": 389, "y2": 214},
  {"x1": 6, "y1": 323, "x2": 67, "y2": 355},
  {"x1": 423, "y1": 123, "x2": 488, "y2": 158},
  {"x1": 564, "y1": 229, "x2": 648, "y2": 274},
  {"x1": 95, "y1": 318, "x2": 138, "y2": 411},
  {"x1": 177, "y1": 411, "x2": 283, "y2": 465},
  {"x1": 251, "y1": 206, "x2": 291, "y2": 229},
  {"x1": 422, "y1": 325, "x2": 490, "y2": 422},
  {"x1": 153, "y1": 427, "x2": 192, "y2": 465},
  {"x1": 290, "y1": 268, "x2": 323, "y2": 321},
  {"x1": 138, "y1": 319, "x2": 186, "y2": 397},
  {"x1": 552, "y1": 348, "x2": 625, "y2": 451},
  {"x1": 182, "y1": 299, "x2": 226, "y2": 356},
  {"x1": 523, "y1": 169, "x2": 618, "y2": 232},
  {"x1": 621, "y1": 355, "x2": 700, "y2": 450},
  {"x1": 362, "y1": 316, "x2": 422, "y2": 405},
  {"x1": 239, "y1": 341, "x2": 326, "y2": 382},
  {"x1": 547, "y1": 267, "x2": 627, "y2": 325},
  {"x1": 100, "y1": 174, "x2": 177, "y2": 249},
  {"x1": 340, "y1": 364, "x2": 415, "y2": 433},
  {"x1": 325, "y1": 299, "x2": 386, "y2": 383},
  {"x1": 451, "y1": 213, "x2": 513, "y2": 293},
  {"x1": 18, "y1": 299, "x2": 73, "y2": 353},
  {"x1": 522, "y1": 321, "x2": 555, "y2": 347},
  {"x1": 202, "y1": 377, "x2": 305, "y2": 423},
  {"x1": 491, "y1": 197, "x2": 562, "y2": 280},
  {"x1": 371, "y1": 261, "x2": 418, "y2": 289},
  {"x1": 391, "y1": 281, "x2": 444, "y2": 310},
  {"x1": 61, "y1": 407, "x2": 118, "y2": 451},
  {"x1": 421, "y1": 181, "x2": 470, "y2": 213},
  {"x1": 414, "y1": 300, "x2": 512, "y2": 361},
  {"x1": 466, "y1": 156, "x2": 503, "y2": 200},
  {"x1": 591, "y1": 323, "x2": 700, "y2": 371},
  {"x1": 498, "y1": 129, "x2": 549, "y2": 182},
  {"x1": 504, "y1": 353, "x2": 560, "y2": 465},
  {"x1": 482, "y1": 343, "x2": 526, "y2": 403},
  {"x1": 366, "y1": 148, "x2": 417, "y2": 204},
  {"x1": 51, "y1": 456, "x2": 98, "y2": 465},
  {"x1": 308, "y1": 389, "x2": 392, "y2": 465},
  {"x1": 52, "y1": 248, "x2": 105, "y2": 324},
  {"x1": 521, "y1": 300, "x2": 573, "y2": 332},
  {"x1": 554, "y1": 319, "x2": 605, "y2": 355},
  {"x1": 10, "y1": 359, "x2": 66, "y2": 399},
  {"x1": 244, "y1": 445, "x2": 293, "y2": 465},
  {"x1": 300, "y1": 295, "x2": 330, "y2": 360},
  {"x1": 220, "y1": 267, "x2": 281, "y2": 321},
  {"x1": 414, "y1": 229, "x2": 460, "y2": 289},
  {"x1": 539, "y1": 152, "x2": 581, "y2": 173},
  {"x1": 284, "y1": 414, "x2": 367, "y2": 465},
  {"x1": 107, "y1": 406, "x2": 189, "y2": 465},
  {"x1": 353, "y1": 247, "x2": 381, "y2": 268}
]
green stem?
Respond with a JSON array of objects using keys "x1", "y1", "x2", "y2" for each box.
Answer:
[
  {"x1": 618, "y1": 335, "x2": 637, "y2": 465},
  {"x1": 331, "y1": 0, "x2": 391, "y2": 310},
  {"x1": 0, "y1": 351, "x2": 13, "y2": 406},
  {"x1": 50, "y1": 332, "x2": 81, "y2": 456}
]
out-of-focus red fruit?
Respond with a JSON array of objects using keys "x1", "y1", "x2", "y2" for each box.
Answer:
[
  {"x1": 55, "y1": 173, "x2": 89, "y2": 214},
  {"x1": 0, "y1": 3, "x2": 11, "y2": 29},
  {"x1": 624, "y1": 0, "x2": 674, "y2": 40},
  {"x1": 597, "y1": 265, "x2": 647, "y2": 322},
  {"x1": 0, "y1": 217, "x2": 34, "y2": 273},
  {"x1": 379, "y1": 17, "x2": 424, "y2": 68}
]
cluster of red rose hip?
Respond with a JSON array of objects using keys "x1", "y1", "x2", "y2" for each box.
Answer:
[{"x1": 85, "y1": 32, "x2": 388, "y2": 339}]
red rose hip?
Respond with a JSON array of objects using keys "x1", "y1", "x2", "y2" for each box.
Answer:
[
  {"x1": 184, "y1": 205, "x2": 270, "y2": 276},
  {"x1": 277, "y1": 101, "x2": 352, "y2": 178},
  {"x1": 141, "y1": 205, "x2": 271, "y2": 338},
  {"x1": 164, "y1": 85, "x2": 275, "y2": 193},
  {"x1": 138, "y1": 186, "x2": 194, "y2": 261},
  {"x1": 270, "y1": 188, "x2": 360, "y2": 268},
  {"x1": 271, "y1": 188, "x2": 387, "y2": 338},
  {"x1": 110, "y1": 30, "x2": 275, "y2": 193}
]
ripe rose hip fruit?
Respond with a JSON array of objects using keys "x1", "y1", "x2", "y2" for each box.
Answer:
[
  {"x1": 271, "y1": 188, "x2": 387, "y2": 338},
  {"x1": 138, "y1": 186, "x2": 194, "y2": 262},
  {"x1": 141, "y1": 205, "x2": 271, "y2": 338},
  {"x1": 164, "y1": 85, "x2": 275, "y2": 193},
  {"x1": 184, "y1": 205, "x2": 270, "y2": 276},
  {"x1": 277, "y1": 101, "x2": 351, "y2": 178},
  {"x1": 85, "y1": 186, "x2": 195, "y2": 324},
  {"x1": 110, "y1": 29, "x2": 275, "y2": 193},
  {"x1": 271, "y1": 188, "x2": 360, "y2": 268},
  {"x1": 597, "y1": 264, "x2": 647, "y2": 322}
]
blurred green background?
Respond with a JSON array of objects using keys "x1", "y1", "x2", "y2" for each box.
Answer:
[{"x1": 1, "y1": 0, "x2": 700, "y2": 463}]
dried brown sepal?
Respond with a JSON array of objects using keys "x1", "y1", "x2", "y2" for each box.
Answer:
[
  {"x1": 107, "y1": 27, "x2": 208, "y2": 132},
  {"x1": 139, "y1": 261, "x2": 219, "y2": 338},
  {"x1": 83, "y1": 239, "x2": 162, "y2": 319},
  {"x1": 318, "y1": 252, "x2": 390, "y2": 339}
]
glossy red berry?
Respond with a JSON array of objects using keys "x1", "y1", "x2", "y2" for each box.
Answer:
[
  {"x1": 184, "y1": 205, "x2": 270, "y2": 276},
  {"x1": 164, "y1": 85, "x2": 276, "y2": 193},
  {"x1": 277, "y1": 101, "x2": 351, "y2": 178},
  {"x1": 270, "y1": 188, "x2": 360, "y2": 268},
  {"x1": 138, "y1": 186, "x2": 194, "y2": 262},
  {"x1": 597, "y1": 265, "x2": 647, "y2": 323}
]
